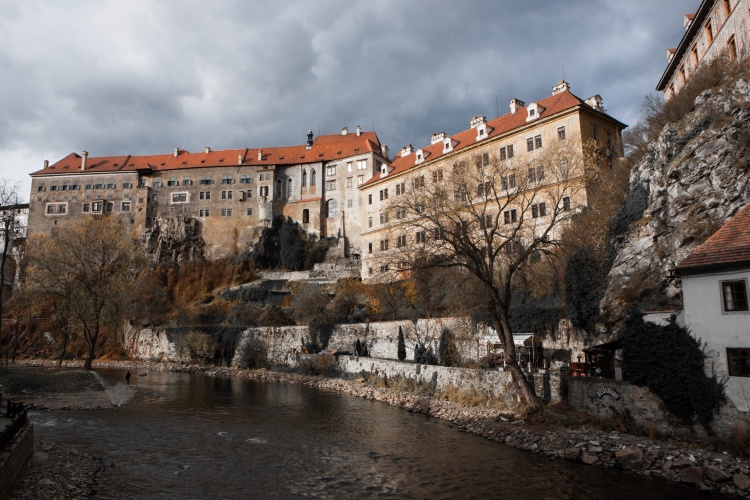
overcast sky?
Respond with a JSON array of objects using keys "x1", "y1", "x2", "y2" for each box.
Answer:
[{"x1": 1, "y1": 0, "x2": 698, "y2": 199}]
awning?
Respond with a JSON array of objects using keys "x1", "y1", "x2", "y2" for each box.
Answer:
[{"x1": 482, "y1": 333, "x2": 536, "y2": 348}]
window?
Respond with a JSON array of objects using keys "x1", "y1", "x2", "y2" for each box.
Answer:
[
  {"x1": 722, "y1": 280, "x2": 749, "y2": 312},
  {"x1": 499, "y1": 147, "x2": 507, "y2": 161},
  {"x1": 287, "y1": 179, "x2": 293, "y2": 197},
  {"x1": 380, "y1": 239, "x2": 389, "y2": 251},
  {"x1": 507, "y1": 144, "x2": 514, "y2": 158},
  {"x1": 532, "y1": 202, "x2": 546, "y2": 218},
  {"x1": 105, "y1": 202, "x2": 114, "y2": 212},
  {"x1": 454, "y1": 190, "x2": 467, "y2": 203},
  {"x1": 482, "y1": 152, "x2": 490, "y2": 166},
  {"x1": 311, "y1": 170, "x2": 317, "y2": 186},
  {"x1": 302, "y1": 170, "x2": 308, "y2": 187},
  {"x1": 200, "y1": 176, "x2": 212, "y2": 185},
  {"x1": 221, "y1": 190, "x2": 232, "y2": 200},
  {"x1": 396, "y1": 235, "x2": 407, "y2": 248},
  {"x1": 395, "y1": 208, "x2": 405, "y2": 219},
  {"x1": 368, "y1": 243, "x2": 373, "y2": 254},
  {"x1": 302, "y1": 209, "x2": 310, "y2": 223},
  {"x1": 182, "y1": 177, "x2": 192, "y2": 186},
  {"x1": 82, "y1": 203, "x2": 90, "y2": 213},
  {"x1": 416, "y1": 230, "x2": 425, "y2": 243},
  {"x1": 347, "y1": 198, "x2": 353, "y2": 208},
  {"x1": 477, "y1": 181, "x2": 491, "y2": 197},
  {"x1": 413, "y1": 176, "x2": 425, "y2": 189},
  {"x1": 705, "y1": 20, "x2": 713, "y2": 44},
  {"x1": 528, "y1": 167, "x2": 536, "y2": 183},
  {"x1": 167, "y1": 178, "x2": 177, "y2": 187},
  {"x1": 396, "y1": 182, "x2": 406, "y2": 195},
  {"x1": 347, "y1": 162, "x2": 352, "y2": 173},
  {"x1": 562, "y1": 196, "x2": 571, "y2": 211},
  {"x1": 379, "y1": 189, "x2": 388, "y2": 201},
  {"x1": 326, "y1": 181, "x2": 336, "y2": 191},
  {"x1": 358, "y1": 177, "x2": 364, "y2": 186},
  {"x1": 537, "y1": 165, "x2": 545, "y2": 181},
  {"x1": 503, "y1": 209, "x2": 518, "y2": 224},
  {"x1": 480, "y1": 214, "x2": 493, "y2": 229},
  {"x1": 380, "y1": 212, "x2": 389, "y2": 224},
  {"x1": 247, "y1": 208, "x2": 253, "y2": 216},
  {"x1": 122, "y1": 182, "x2": 133, "y2": 189},
  {"x1": 557, "y1": 126, "x2": 566, "y2": 140},
  {"x1": 728, "y1": 349, "x2": 750, "y2": 377},
  {"x1": 121, "y1": 201, "x2": 131, "y2": 212},
  {"x1": 502, "y1": 174, "x2": 516, "y2": 191},
  {"x1": 455, "y1": 220, "x2": 468, "y2": 235},
  {"x1": 200, "y1": 191, "x2": 211, "y2": 200},
  {"x1": 326, "y1": 199, "x2": 338, "y2": 218},
  {"x1": 221, "y1": 175, "x2": 234, "y2": 184},
  {"x1": 94, "y1": 181, "x2": 104, "y2": 189},
  {"x1": 46, "y1": 204, "x2": 54, "y2": 214},
  {"x1": 346, "y1": 178, "x2": 352, "y2": 188},
  {"x1": 199, "y1": 209, "x2": 207, "y2": 217},
  {"x1": 534, "y1": 135, "x2": 542, "y2": 149},
  {"x1": 368, "y1": 194, "x2": 372, "y2": 205},
  {"x1": 357, "y1": 160, "x2": 367, "y2": 170},
  {"x1": 106, "y1": 181, "x2": 115, "y2": 189},
  {"x1": 327, "y1": 166, "x2": 336, "y2": 176},
  {"x1": 527, "y1": 137, "x2": 534, "y2": 152},
  {"x1": 432, "y1": 170, "x2": 443, "y2": 182},
  {"x1": 380, "y1": 264, "x2": 390, "y2": 273},
  {"x1": 172, "y1": 193, "x2": 188, "y2": 203},
  {"x1": 92, "y1": 202, "x2": 103, "y2": 212},
  {"x1": 276, "y1": 181, "x2": 282, "y2": 197}
]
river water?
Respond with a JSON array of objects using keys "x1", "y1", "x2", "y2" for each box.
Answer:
[{"x1": 31, "y1": 368, "x2": 718, "y2": 499}]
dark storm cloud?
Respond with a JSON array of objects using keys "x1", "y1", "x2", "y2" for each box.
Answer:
[{"x1": 0, "y1": 0, "x2": 699, "y2": 196}]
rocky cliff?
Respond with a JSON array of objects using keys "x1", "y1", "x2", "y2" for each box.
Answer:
[
  {"x1": 141, "y1": 217, "x2": 205, "y2": 263},
  {"x1": 603, "y1": 78, "x2": 750, "y2": 325}
]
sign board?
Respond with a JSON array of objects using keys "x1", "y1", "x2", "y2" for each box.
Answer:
[{"x1": 596, "y1": 387, "x2": 620, "y2": 400}]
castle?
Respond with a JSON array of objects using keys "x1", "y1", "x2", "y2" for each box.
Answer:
[{"x1": 28, "y1": 81, "x2": 625, "y2": 276}]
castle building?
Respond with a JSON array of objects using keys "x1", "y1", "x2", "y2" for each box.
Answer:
[
  {"x1": 28, "y1": 129, "x2": 389, "y2": 259},
  {"x1": 657, "y1": 0, "x2": 749, "y2": 99},
  {"x1": 358, "y1": 82, "x2": 626, "y2": 281}
]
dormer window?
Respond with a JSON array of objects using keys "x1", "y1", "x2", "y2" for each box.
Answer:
[
  {"x1": 444, "y1": 139, "x2": 453, "y2": 153},
  {"x1": 381, "y1": 164, "x2": 388, "y2": 177},
  {"x1": 526, "y1": 102, "x2": 545, "y2": 122},
  {"x1": 415, "y1": 149, "x2": 426, "y2": 165},
  {"x1": 475, "y1": 123, "x2": 492, "y2": 142}
]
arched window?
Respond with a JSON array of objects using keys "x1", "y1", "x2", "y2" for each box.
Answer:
[
  {"x1": 326, "y1": 199, "x2": 338, "y2": 218},
  {"x1": 287, "y1": 178, "x2": 293, "y2": 197},
  {"x1": 311, "y1": 169, "x2": 317, "y2": 186},
  {"x1": 276, "y1": 179, "x2": 282, "y2": 197},
  {"x1": 302, "y1": 209, "x2": 309, "y2": 223},
  {"x1": 302, "y1": 170, "x2": 308, "y2": 187}
]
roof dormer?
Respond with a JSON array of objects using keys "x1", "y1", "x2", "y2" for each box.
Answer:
[
  {"x1": 400, "y1": 144, "x2": 413, "y2": 157},
  {"x1": 526, "y1": 102, "x2": 545, "y2": 122},
  {"x1": 443, "y1": 137, "x2": 456, "y2": 153},
  {"x1": 431, "y1": 132, "x2": 446, "y2": 145},
  {"x1": 380, "y1": 163, "x2": 389, "y2": 178},
  {"x1": 683, "y1": 13, "x2": 695, "y2": 30},
  {"x1": 475, "y1": 122, "x2": 493, "y2": 142},
  {"x1": 415, "y1": 148, "x2": 429, "y2": 165}
]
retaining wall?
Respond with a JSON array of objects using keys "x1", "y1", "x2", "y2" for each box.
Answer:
[{"x1": 0, "y1": 423, "x2": 33, "y2": 500}]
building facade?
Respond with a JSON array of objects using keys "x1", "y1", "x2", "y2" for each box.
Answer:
[
  {"x1": 28, "y1": 128, "x2": 389, "y2": 260},
  {"x1": 678, "y1": 202, "x2": 750, "y2": 411},
  {"x1": 358, "y1": 82, "x2": 626, "y2": 281},
  {"x1": 657, "y1": 0, "x2": 750, "y2": 99}
]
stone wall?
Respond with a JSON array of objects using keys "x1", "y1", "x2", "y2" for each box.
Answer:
[
  {"x1": 336, "y1": 355, "x2": 560, "y2": 403},
  {"x1": 0, "y1": 423, "x2": 34, "y2": 500}
]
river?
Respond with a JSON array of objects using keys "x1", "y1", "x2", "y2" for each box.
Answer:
[{"x1": 30, "y1": 368, "x2": 719, "y2": 499}]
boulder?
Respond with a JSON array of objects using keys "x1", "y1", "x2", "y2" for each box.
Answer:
[
  {"x1": 681, "y1": 466, "x2": 704, "y2": 484},
  {"x1": 562, "y1": 447, "x2": 581, "y2": 461},
  {"x1": 705, "y1": 465, "x2": 730, "y2": 483},
  {"x1": 615, "y1": 447, "x2": 643, "y2": 471},
  {"x1": 734, "y1": 472, "x2": 750, "y2": 491}
]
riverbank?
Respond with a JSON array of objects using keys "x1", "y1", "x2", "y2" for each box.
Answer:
[{"x1": 11, "y1": 359, "x2": 750, "y2": 497}]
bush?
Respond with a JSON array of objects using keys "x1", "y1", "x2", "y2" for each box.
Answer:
[
  {"x1": 298, "y1": 354, "x2": 337, "y2": 376},
  {"x1": 238, "y1": 336, "x2": 268, "y2": 369},
  {"x1": 174, "y1": 330, "x2": 220, "y2": 364},
  {"x1": 414, "y1": 342, "x2": 438, "y2": 365},
  {"x1": 620, "y1": 314, "x2": 725, "y2": 429},
  {"x1": 397, "y1": 326, "x2": 406, "y2": 361}
]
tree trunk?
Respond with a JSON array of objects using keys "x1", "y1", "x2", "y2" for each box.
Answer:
[
  {"x1": 84, "y1": 341, "x2": 95, "y2": 370},
  {"x1": 57, "y1": 333, "x2": 68, "y2": 368}
]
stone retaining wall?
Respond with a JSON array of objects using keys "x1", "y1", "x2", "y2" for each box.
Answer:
[
  {"x1": 336, "y1": 355, "x2": 560, "y2": 403},
  {"x1": 0, "y1": 423, "x2": 33, "y2": 500}
]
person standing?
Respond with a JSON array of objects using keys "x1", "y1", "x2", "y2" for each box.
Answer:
[{"x1": 126, "y1": 371, "x2": 131, "y2": 385}]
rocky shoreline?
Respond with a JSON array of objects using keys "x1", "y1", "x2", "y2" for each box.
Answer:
[{"x1": 13, "y1": 359, "x2": 750, "y2": 497}]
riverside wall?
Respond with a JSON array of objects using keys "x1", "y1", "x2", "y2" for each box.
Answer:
[{"x1": 0, "y1": 423, "x2": 33, "y2": 500}]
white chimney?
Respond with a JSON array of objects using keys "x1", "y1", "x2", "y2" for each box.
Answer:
[
  {"x1": 551, "y1": 81, "x2": 570, "y2": 95},
  {"x1": 470, "y1": 116, "x2": 487, "y2": 129},
  {"x1": 683, "y1": 13, "x2": 694, "y2": 30},
  {"x1": 381, "y1": 144, "x2": 389, "y2": 159},
  {"x1": 431, "y1": 132, "x2": 446, "y2": 145},
  {"x1": 258, "y1": 149, "x2": 263, "y2": 161},
  {"x1": 173, "y1": 147, "x2": 179, "y2": 158},
  {"x1": 43, "y1": 160, "x2": 49, "y2": 168},
  {"x1": 585, "y1": 95, "x2": 604, "y2": 112},
  {"x1": 238, "y1": 154, "x2": 243, "y2": 165},
  {"x1": 205, "y1": 146, "x2": 211, "y2": 154},
  {"x1": 356, "y1": 125, "x2": 361, "y2": 136},
  {"x1": 400, "y1": 144, "x2": 413, "y2": 157},
  {"x1": 81, "y1": 151, "x2": 88, "y2": 171},
  {"x1": 509, "y1": 98, "x2": 525, "y2": 114},
  {"x1": 341, "y1": 127, "x2": 348, "y2": 136}
]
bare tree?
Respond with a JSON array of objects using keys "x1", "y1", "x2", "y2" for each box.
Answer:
[
  {"x1": 0, "y1": 181, "x2": 23, "y2": 319},
  {"x1": 25, "y1": 217, "x2": 142, "y2": 369},
  {"x1": 380, "y1": 139, "x2": 593, "y2": 412}
]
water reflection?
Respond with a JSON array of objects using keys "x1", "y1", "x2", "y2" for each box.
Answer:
[{"x1": 30, "y1": 368, "x2": 724, "y2": 499}]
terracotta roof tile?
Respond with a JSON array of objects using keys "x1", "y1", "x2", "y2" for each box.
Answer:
[
  {"x1": 678, "y1": 202, "x2": 750, "y2": 272},
  {"x1": 361, "y1": 90, "x2": 613, "y2": 188},
  {"x1": 32, "y1": 131, "x2": 382, "y2": 176}
]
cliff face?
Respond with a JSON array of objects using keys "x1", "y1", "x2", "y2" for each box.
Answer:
[
  {"x1": 142, "y1": 217, "x2": 206, "y2": 263},
  {"x1": 603, "y1": 78, "x2": 750, "y2": 324}
]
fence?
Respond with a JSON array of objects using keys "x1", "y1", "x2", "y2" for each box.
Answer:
[{"x1": 0, "y1": 401, "x2": 28, "y2": 451}]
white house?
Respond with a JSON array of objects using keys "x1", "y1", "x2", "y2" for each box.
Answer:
[{"x1": 678, "y1": 202, "x2": 750, "y2": 411}]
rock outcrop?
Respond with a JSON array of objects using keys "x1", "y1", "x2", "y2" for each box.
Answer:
[
  {"x1": 603, "y1": 78, "x2": 750, "y2": 324},
  {"x1": 141, "y1": 217, "x2": 205, "y2": 263}
]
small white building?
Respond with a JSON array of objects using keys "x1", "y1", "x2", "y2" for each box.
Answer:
[{"x1": 678, "y1": 202, "x2": 750, "y2": 411}]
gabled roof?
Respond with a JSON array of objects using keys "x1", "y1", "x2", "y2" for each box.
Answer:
[
  {"x1": 362, "y1": 89, "x2": 623, "y2": 188},
  {"x1": 678, "y1": 202, "x2": 750, "y2": 272},
  {"x1": 31, "y1": 131, "x2": 383, "y2": 177}
]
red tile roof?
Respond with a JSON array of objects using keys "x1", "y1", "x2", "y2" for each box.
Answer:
[
  {"x1": 678, "y1": 202, "x2": 750, "y2": 272},
  {"x1": 362, "y1": 89, "x2": 622, "y2": 188},
  {"x1": 32, "y1": 131, "x2": 382, "y2": 176}
]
